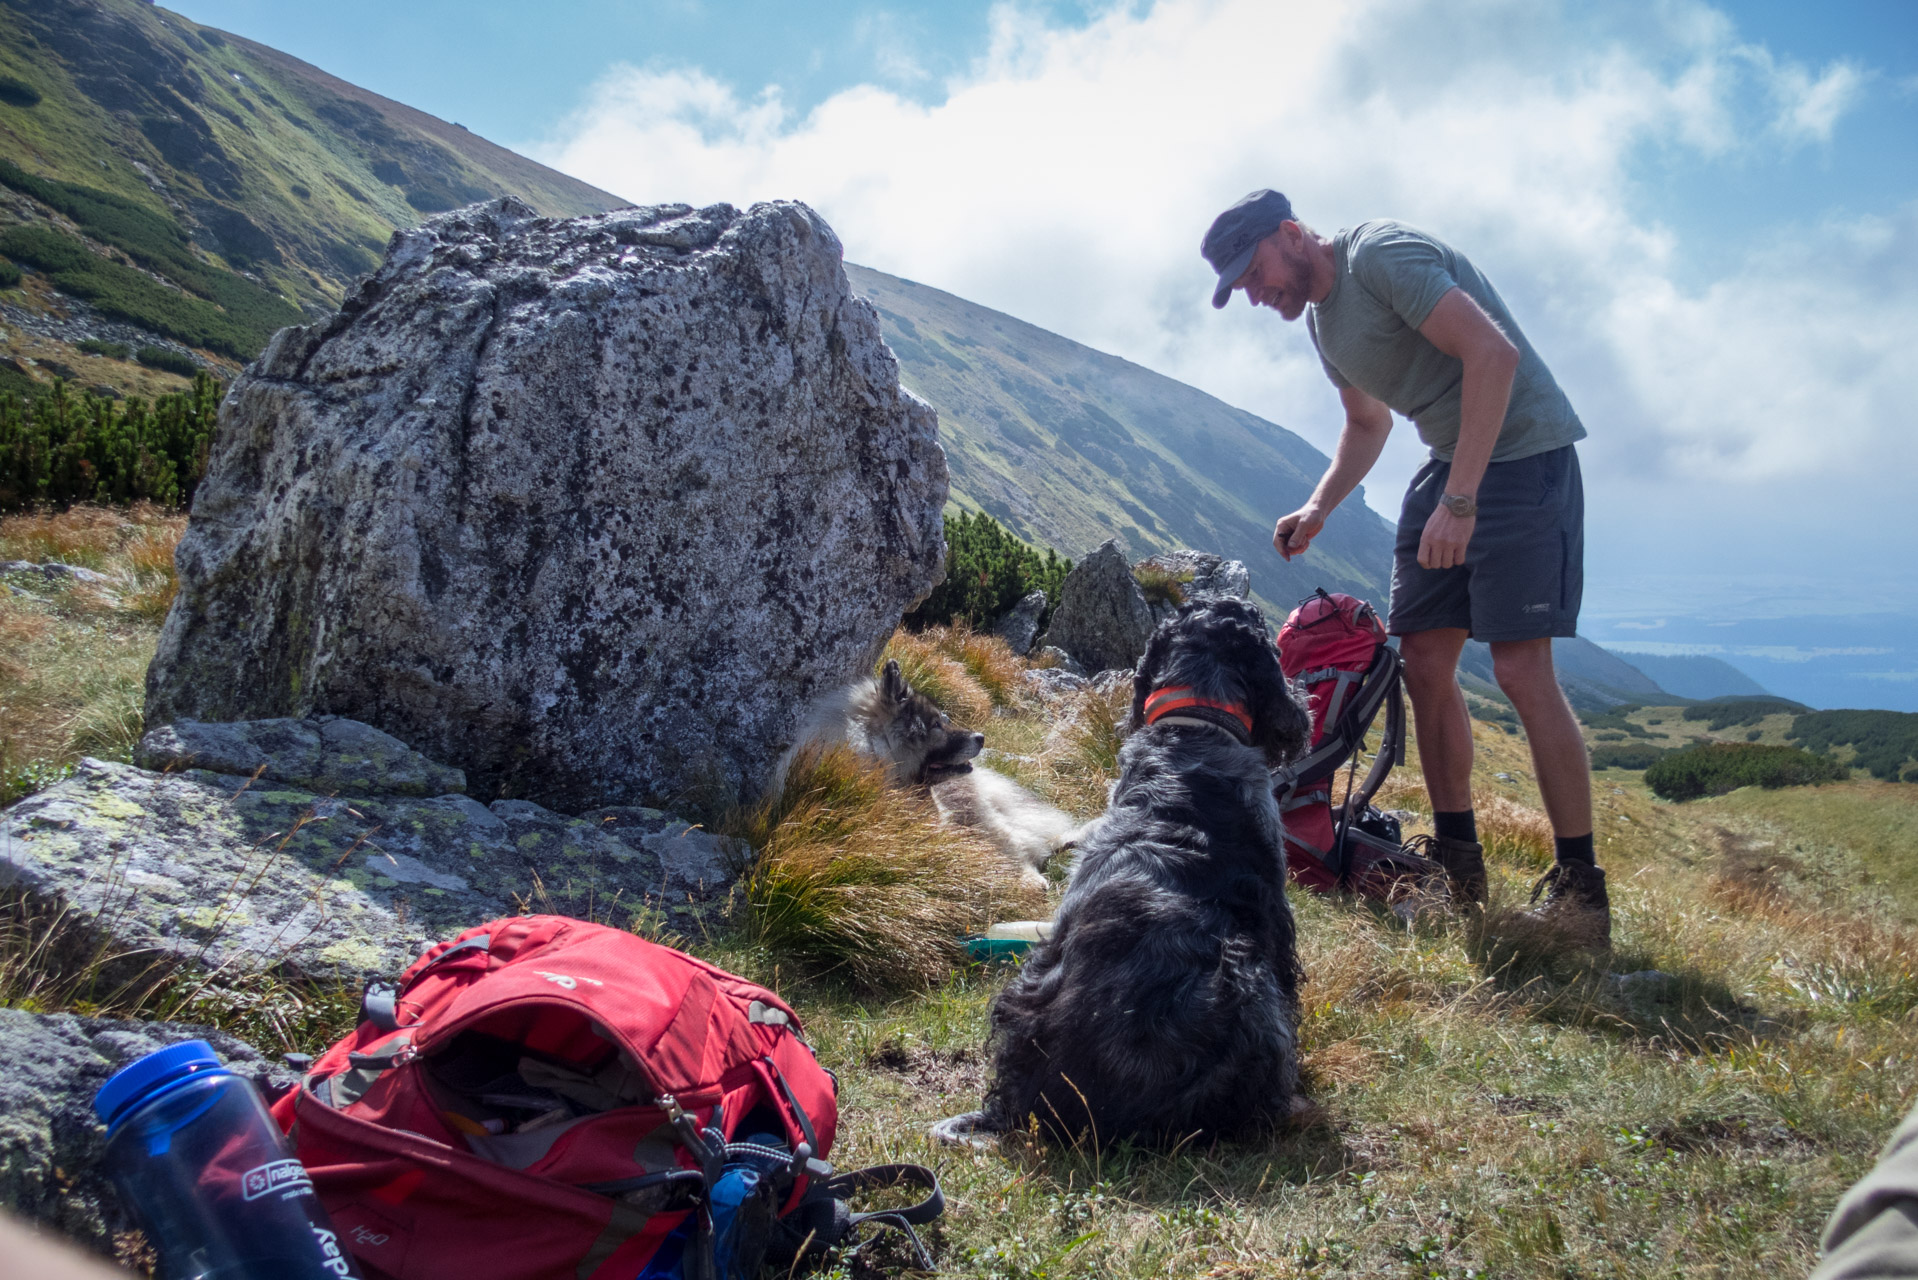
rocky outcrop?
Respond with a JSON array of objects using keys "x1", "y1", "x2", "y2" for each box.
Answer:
[
  {"x1": 135, "y1": 717, "x2": 466, "y2": 797},
  {"x1": 992, "y1": 589, "x2": 1047, "y2": 656},
  {"x1": 145, "y1": 197, "x2": 947, "y2": 813},
  {"x1": 1039, "y1": 540, "x2": 1155, "y2": 675},
  {"x1": 0, "y1": 1010, "x2": 289, "y2": 1257},
  {"x1": 1135, "y1": 549, "x2": 1251, "y2": 609},
  {"x1": 1, "y1": 743, "x2": 740, "y2": 988}
]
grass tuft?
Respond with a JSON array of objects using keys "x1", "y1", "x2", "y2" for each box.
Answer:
[
  {"x1": 1477, "y1": 792, "x2": 1555, "y2": 870},
  {"x1": 882, "y1": 629, "x2": 994, "y2": 728},
  {"x1": 725, "y1": 744, "x2": 1043, "y2": 991}
]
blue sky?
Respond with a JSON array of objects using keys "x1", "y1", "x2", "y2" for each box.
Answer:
[{"x1": 170, "y1": 1, "x2": 1918, "y2": 710}]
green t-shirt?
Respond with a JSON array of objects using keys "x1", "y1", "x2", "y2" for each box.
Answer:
[{"x1": 1306, "y1": 220, "x2": 1586, "y2": 463}]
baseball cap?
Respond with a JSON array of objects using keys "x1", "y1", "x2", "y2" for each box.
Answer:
[{"x1": 1201, "y1": 189, "x2": 1294, "y2": 308}]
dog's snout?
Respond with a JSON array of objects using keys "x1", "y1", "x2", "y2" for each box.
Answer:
[{"x1": 970, "y1": 733, "x2": 986, "y2": 750}]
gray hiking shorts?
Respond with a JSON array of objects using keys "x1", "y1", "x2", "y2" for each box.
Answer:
[{"x1": 1387, "y1": 444, "x2": 1583, "y2": 642}]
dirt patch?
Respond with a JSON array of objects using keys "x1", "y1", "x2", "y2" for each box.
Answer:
[{"x1": 863, "y1": 1040, "x2": 987, "y2": 1102}]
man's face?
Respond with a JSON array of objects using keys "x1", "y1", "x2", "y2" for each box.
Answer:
[{"x1": 1233, "y1": 226, "x2": 1312, "y2": 321}]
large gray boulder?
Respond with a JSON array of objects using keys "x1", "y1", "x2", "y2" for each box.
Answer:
[
  {"x1": 1040, "y1": 540, "x2": 1155, "y2": 675},
  {"x1": 0, "y1": 750, "x2": 740, "y2": 988},
  {"x1": 0, "y1": 1010, "x2": 289, "y2": 1257},
  {"x1": 145, "y1": 196, "x2": 947, "y2": 814}
]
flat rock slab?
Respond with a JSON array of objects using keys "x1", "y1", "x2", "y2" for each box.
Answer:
[
  {"x1": 0, "y1": 1009, "x2": 287, "y2": 1258},
  {"x1": 0, "y1": 760, "x2": 742, "y2": 987},
  {"x1": 136, "y1": 717, "x2": 467, "y2": 798}
]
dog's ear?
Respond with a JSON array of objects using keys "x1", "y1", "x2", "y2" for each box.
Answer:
[
  {"x1": 1129, "y1": 622, "x2": 1174, "y2": 733},
  {"x1": 880, "y1": 659, "x2": 909, "y2": 704},
  {"x1": 1227, "y1": 615, "x2": 1308, "y2": 766}
]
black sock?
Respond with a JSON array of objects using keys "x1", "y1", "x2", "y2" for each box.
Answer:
[
  {"x1": 1554, "y1": 833, "x2": 1596, "y2": 866},
  {"x1": 1434, "y1": 809, "x2": 1478, "y2": 844}
]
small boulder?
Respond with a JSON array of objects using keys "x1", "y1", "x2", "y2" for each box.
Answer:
[
  {"x1": 1034, "y1": 646, "x2": 1086, "y2": 678},
  {"x1": 135, "y1": 717, "x2": 467, "y2": 798},
  {"x1": 1040, "y1": 540, "x2": 1155, "y2": 675},
  {"x1": 991, "y1": 590, "x2": 1048, "y2": 657},
  {"x1": 0, "y1": 1009, "x2": 288, "y2": 1257}
]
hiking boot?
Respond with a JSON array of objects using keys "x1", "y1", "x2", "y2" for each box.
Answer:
[
  {"x1": 1435, "y1": 836, "x2": 1487, "y2": 908},
  {"x1": 1519, "y1": 861, "x2": 1612, "y2": 949}
]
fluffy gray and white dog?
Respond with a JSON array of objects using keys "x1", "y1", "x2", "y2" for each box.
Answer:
[
  {"x1": 773, "y1": 659, "x2": 1074, "y2": 889},
  {"x1": 954, "y1": 596, "x2": 1311, "y2": 1145}
]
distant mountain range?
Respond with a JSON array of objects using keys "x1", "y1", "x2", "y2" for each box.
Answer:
[{"x1": 2, "y1": 0, "x2": 1723, "y2": 713}]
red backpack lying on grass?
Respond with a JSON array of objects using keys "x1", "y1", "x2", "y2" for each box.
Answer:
[
  {"x1": 272, "y1": 916, "x2": 940, "y2": 1280},
  {"x1": 1271, "y1": 589, "x2": 1443, "y2": 901}
]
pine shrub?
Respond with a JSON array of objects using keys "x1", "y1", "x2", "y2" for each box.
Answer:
[
  {"x1": 1789, "y1": 710, "x2": 1918, "y2": 782},
  {"x1": 0, "y1": 260, "x2": 19, "y2": 289},
  {"x1": 1590, "y1": 742, "x2": 1672, "y2": 771},
  {"x1": 905, "y1": 509, "x2": 1071, "y2": 630},
  {"x1": 0, "y1": 375, "x2": 221, "y2": 510},
  {"x1": 1644, "y1": 741, "x2": 1849, "y2": 801},
  {"x1": 136, "y1": 346, "x2": 199, "y2": 376}
]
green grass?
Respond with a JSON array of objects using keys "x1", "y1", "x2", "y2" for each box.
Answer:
[{"x1": 4, "y1": 568, "x2": 1916, "y2": 1276}]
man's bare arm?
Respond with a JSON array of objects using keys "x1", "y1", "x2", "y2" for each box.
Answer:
[
  {"x1": 1412, "y1": 287, "x2": 1520, "y2": 569},
  {"x1": 1274, "y1": 384, "x2": 1392, "y2": 559}
]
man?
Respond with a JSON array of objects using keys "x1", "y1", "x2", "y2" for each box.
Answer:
[{"x1": 1202, "y1": 189, "x2": 1608, "y2": 945}]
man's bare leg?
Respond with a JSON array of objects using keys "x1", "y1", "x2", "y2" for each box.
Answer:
[
  {"x1": 1488, "y1": 638, "x2": 1592, "y2": 838},
  {"x1": 1490, "y1": 637, "x2": 1609, "y2": 943},
  {"x1": 1398, "y1": 628, "x2": 1489, "y2": 904},
  {"x1": 1399, "y1": 628, "x2": 1473, "y2": 811}
]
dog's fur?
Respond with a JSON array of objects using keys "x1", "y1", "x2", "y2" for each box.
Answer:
[
  {"x1": 979, "y1": 597, "x2": 1311, "y2": 1144},
  {"x1": 774, "y1": 660, "x2": 1073, "y2": 888}
]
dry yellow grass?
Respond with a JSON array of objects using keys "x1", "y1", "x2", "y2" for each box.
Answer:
[
  {"x1": 1476, "y1": 791, "x2": 1555, "y2": 870},
  {"x1": 0, "y1": 505, "x2": 185, "y2": 802},
  {"x1": 882, "y1": 630, "x2": 994, "y2": 729},
  {"x1": 727, "y1": 744, "x2": 1044, "y2": 991}
]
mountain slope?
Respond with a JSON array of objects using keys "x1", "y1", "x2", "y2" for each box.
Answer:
[
  {"x1": 847, "y1": 264, "x2": 1394, "y2": 613},
  {"x1": 1602, "y1": 650, "x2": 1771, "y2": 701},
  {"x1": 0, "y1": 0, "x2": 625, "y2": 393}
]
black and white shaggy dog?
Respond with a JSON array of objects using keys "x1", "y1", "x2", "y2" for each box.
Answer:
[{"x1": 966, "y1": 597, "x2": 1312, "y2": 1145}]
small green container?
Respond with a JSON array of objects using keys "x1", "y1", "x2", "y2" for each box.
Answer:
[{"x1": 960, "y1": 935, "x2": 1031, "y2": 962}]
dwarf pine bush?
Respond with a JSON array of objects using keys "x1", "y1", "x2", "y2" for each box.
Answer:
[
  {"x1": 0, "y1": 374, "x2": 220, "y2": 510},
  {"x1": 907, "y1": 509, "x2": 1070, "y2": 629},
  {"x1": 1645, "y1": 741, "x2": 1849, "y2": 801}
]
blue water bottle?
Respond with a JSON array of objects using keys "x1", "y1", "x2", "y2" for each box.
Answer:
[{"x1": 94, "y1": 1041, "x2": 361, "y2": 1280}]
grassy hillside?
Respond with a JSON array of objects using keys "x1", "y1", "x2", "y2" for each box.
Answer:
[
  {"x1": 0, "y1": 0, "x2": 625, "y2": 396},
  {"x1": 848, "y1": 264, "x2": 1396, "y2": 615}
]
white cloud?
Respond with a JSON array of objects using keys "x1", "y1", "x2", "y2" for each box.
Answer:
[{"x1": 529, "y1": 0, "x2": 1914, "y2": 594}]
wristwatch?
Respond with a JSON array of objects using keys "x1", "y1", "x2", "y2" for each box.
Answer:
[{"x1": 1440, "y1": 493, "x2": 1478, "y2": 518}]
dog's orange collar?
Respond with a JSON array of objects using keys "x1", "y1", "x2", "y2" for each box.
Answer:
[{"x1": 1143, "y1": 686, "x2": 1253, "y2": 738}]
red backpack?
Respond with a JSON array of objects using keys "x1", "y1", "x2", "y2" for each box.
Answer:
[
  {"x1": 1271, "y1": 590, "x2": 1440, "y2": 899},
  {"x1": 272, "y1": 916, "x2": 939, "y2": 1280}
]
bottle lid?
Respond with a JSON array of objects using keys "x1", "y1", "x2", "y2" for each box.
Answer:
[{"x1": 94, "y1": 1040, "x2": 226, "y2": 1130}]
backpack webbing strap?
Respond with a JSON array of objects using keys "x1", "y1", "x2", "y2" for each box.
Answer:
[
  {"x1": 360, "y1": 933, "x2": 494, "y2": 1032},
  {"x1": 764, "y1": 1057, "x2": 818, "y2": 1153},
  {"x1": 835, "y1": 1164, "x2": 944, "y2": 1270}
]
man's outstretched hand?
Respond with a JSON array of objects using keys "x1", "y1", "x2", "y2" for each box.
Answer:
[
  {"x1": 1274, "y1": 507, "x2": 1324, "y2": 560},
  {"x1": 1418, "y1": 506, "x2": 1476, "y2": 570}
]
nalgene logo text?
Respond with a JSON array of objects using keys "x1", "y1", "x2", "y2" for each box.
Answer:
[
  {"x1": 241, "y1": 1158, "x2": 313, "y2": 1202},
  {"x1": 312, "y1": 1226, "x2": 353, "y2": 1276}
]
